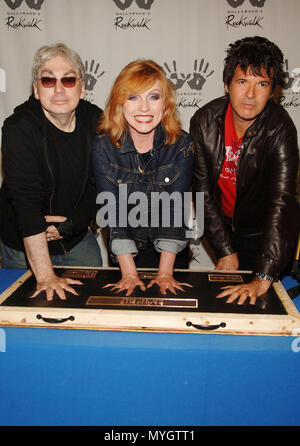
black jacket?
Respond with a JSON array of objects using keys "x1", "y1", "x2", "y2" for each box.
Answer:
[
  {"x1": 190, "y1": 96, "x2": 300, "y2": 278},
  {"x1": 92, "y1": 126, "x2": 194, "y2": 255},
  {"x1": 0, "y1": 95, "x2": 102, "y2": 254}
]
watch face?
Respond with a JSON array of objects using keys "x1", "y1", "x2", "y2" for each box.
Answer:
[{"x1": 256, "y1": 273, "x2": 273, "y2": 282}]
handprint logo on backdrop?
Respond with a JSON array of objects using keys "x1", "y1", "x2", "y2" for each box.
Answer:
[
  {"x1": 163, "y1": 59, "x2": 214, "y2": 92},
  {"x1": 187, "y1": 59, "x2": 214, "y2": 91},
  {"x1": 283, "y1": 59, "x2": 300, "y2": 93},
  {"x1": 290, "y1": 68, "x2": 300, "y2": 93},
  {"x1": 112, "y1": 0, "x2": 154, "y2": 10},
  {"x1": 4, "y1": 0, "x2": 44, "y2": 10},
  {"x1": 226, "y1": 0, "x2": 265, "y2": 7},
  {"x1": 84, "y1": 60, "x2": 105, "y2": 92},
  {"x1": 163, "y1": 61, "x2": 191, "y2": 90}
]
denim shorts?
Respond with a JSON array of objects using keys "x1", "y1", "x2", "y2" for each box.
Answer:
[{"x1": 0, "y1": 230, "x2": 103, "y2": 269}]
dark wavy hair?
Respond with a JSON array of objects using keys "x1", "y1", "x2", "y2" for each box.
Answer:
[{"x1": 223, "y1": 36, "x2": 284, "y2": 91}]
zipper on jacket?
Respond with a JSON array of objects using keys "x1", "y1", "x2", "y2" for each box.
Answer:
[
  {"x1": 213, "y1": 117, "x2": 226, "y2": 206},
  {"x1": 231, "y1": 123, "x2": 257, "y2": 232},
  {"x1": 230, "y1": 141, "x2": 245, "y2": 233},
  {"x1": 43, "y1": 133, "x2": 67, "y2": 255},
  {"x1": 73, "y1": 131, "x2": 91, "y2": 209}
]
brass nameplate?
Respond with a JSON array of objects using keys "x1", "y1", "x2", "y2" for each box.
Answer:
[
  {"x1": 86, "y1": 296, "x2": 198, "y2": 308},
  {"x1": 62, "y1": 269, "x2": 98, "y2": 279},
  {"x1": 208, "y1": 274, "x2": 243, "y2": 283},
  {"x1": 138, "y1": 272, "x2": 157, "y2": 280}
]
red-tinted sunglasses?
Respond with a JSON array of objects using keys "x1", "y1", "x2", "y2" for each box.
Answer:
[{"x1": 39, "y1": 76, "x2": 79, "y2": 88}]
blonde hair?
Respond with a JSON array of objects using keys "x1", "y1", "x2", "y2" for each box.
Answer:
[{"x1": 99, "y1": 59, "x2": 181, "y2": 146}]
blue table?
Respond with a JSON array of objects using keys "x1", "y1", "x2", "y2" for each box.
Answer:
[{"x1": 0, "y1": 269, "x2": 300, "y2": 427}]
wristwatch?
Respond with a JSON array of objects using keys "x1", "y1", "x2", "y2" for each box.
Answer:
[
  {"x1": 255, "y1": 272, "x2": 273, "y2": 282},
  {"x1": 56, "y1": 219, "x2": 73, "y2": 240}
]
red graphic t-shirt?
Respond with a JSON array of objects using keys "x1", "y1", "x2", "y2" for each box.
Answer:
[{"x1": 218, "y1": 103, "x2": 243, "y2": 218}]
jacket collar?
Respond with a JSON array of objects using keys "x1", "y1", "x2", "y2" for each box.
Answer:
[
  {"x1": 119, "y1": 124, "x2": 166, "y2": 154},
  {"x1": 14, "y1": 94, "x2": 93, "y2": 133},
  {"x1": 216, "y1": 95, "x2": 273, "y2": 139}
]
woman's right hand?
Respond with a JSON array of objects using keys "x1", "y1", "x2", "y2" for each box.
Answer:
[{"x1": 103, "y1": 274, "x2": 146, "y2": 296}]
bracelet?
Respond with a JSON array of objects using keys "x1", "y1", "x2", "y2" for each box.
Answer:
[{"x1": 255, "y1": 272, "x2": 273, "y2": 282}]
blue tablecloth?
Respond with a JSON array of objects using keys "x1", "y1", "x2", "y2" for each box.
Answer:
[{"x1": 0, "y1": 269, "x2": 300, "y2": 427}]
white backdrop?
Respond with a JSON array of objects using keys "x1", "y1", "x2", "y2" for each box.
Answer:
[{"x1": 0, "y1": 0, "x2": 299, "y2": 267}]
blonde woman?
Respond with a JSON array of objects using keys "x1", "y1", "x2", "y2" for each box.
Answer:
[{"x1": 92, "y1": 59, "x2": 194, "y2": 296}]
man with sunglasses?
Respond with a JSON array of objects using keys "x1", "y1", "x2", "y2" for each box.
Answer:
[{"x1": 0, "y1": 43, "x2": 103, "y2": 301}]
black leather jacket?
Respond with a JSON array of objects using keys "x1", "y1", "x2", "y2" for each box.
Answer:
[{"x1": 190, "y1": 96, "x2": 300, "y2": 278}]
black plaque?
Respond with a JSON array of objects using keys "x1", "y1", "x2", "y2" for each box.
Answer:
[{"x1": 0, "y1": 268, "x2": 288, "y2": 315}]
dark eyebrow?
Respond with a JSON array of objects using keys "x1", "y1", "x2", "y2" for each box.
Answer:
[{"x1": 235, "y1": 76, "x2": 271, "y2": 83}]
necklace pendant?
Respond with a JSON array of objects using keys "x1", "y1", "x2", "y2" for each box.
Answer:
[{"x1": 138, "y1": 166, "x2": 144, "y2": 174}]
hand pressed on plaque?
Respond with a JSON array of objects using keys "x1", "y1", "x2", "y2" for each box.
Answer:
[
  {"x1": 147, "y1": 273, "x2": 192, "y2": 295},
  {"x1": 147, "y1": 250, "x2": 192, "y2": 295},
  {"x1": 103, "y1": 274, "x2": 146, "y2": 297},
  {"x1": 23, "y1": 232, "x2": 83, "y2": 301},
  {"x1": 31, "y1": 275, "x2": 83, "y2": 301},
  {"x1": 216, "y1": 277, "x2": 272, "y2": 305}
]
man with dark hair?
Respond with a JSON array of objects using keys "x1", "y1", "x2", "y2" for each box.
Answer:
[{"x1": 190, "y1": 36, "x2": 299, "y2": 305}]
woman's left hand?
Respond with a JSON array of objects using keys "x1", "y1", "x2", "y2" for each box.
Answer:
[
  {"x1": 147, "y1": 273, "x2": 192, "y2": 295},
  {"x1": 103, "y1": 274, "x2": 146, "y2": 296}
]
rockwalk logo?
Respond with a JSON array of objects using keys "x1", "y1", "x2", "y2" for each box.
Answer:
[
  {"x1": 84, "y1": 59, "x2": 105, "y2": 103},
  {"x1": 225, "y1": 0, "x2": 266, "y2": 29},
  {"x1": 163, "y1": 59, "x2": 214, "y2": 109},
  {"x1": 112, "y1": 0, "x2": 154, "y2": 31},
  {"x1": 3, "y1": 0, "x2": 45, "y2": 31}
]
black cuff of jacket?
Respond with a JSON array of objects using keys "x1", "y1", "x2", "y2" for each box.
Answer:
[{"x1": 56, "y1": 219, "x2": 74, "y2": 240}]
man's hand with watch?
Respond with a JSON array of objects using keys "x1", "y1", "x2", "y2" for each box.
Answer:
[{"x1": 216, "y1": 272, "x2": 273, "y2": 305}]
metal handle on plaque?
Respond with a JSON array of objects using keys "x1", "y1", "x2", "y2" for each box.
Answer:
[
  {"x1": 186, "y1": 321, "x2": 226, "y2": 331},
  {"x1": 36, "y1": 314, "x2": 75, "y2": 324}
]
